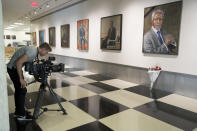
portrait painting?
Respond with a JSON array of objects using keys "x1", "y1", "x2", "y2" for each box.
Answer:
[
  {"x1": 12, "y1": 35, "x2": 16, "y2": 40},
  {"x1": 61, "y1": 24, "x2": 70, "y2": 48},
  {"x1": 143, "y1": 1, "x2": 182, "y2": 55},
  {"x1": 77, "y1": 19, "x2": 89, "y2": 50},
  {"x1": 49, "y1": 27, "x2": 56, "y2": 47},
  {"x1": 32, "y1": 32, "x2": 37, "y2": 46},
  {"x1": 39, "y1": 30, "x2": 45, "y2": 45},
  {"x1": 6, "y1": 35, "x2": 10, "y2": 39},
  {"x1": 101, "y1": 14, "x2": 122, "y2": 50}
]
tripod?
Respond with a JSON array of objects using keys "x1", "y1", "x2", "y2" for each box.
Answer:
[{"x1": 29, "y1": 75, "x2": 67, "y2": 120}]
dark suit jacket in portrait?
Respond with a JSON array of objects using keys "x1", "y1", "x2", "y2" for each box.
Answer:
[
  {"x1": 61, "y1": 32, "x2": 68, "y2": 47},
  {"x1": 101, "y1": 27, "x2": 117, "y2": 48},
  {"x1": 143, "y1": 28, "x2": 168, "y2": 54},
  {"x1": 107, "y1": 27, "x2": 116, "y2": 40}
]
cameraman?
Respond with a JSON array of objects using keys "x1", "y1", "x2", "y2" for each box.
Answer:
[{"x1": 7, "y1": 43, "x2": 52, "y2": 121}]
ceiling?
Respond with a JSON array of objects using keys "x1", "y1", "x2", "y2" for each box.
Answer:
[{"x1": 2, "y1": 0, "x2": 86, "y2": 31}]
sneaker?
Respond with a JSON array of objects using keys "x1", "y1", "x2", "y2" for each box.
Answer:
[
  {"x1": 14, "y1": 110, "x2": 32, "y2": 118},
  {"x1": 16, "y1": 114, "x2": 33, "y2": 121}
]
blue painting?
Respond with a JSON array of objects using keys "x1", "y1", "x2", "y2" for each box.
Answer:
[{"x1": 39, "y1": 30, "x2": 45, "y2": 45}]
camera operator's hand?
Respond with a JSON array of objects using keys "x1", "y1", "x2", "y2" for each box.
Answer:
[{"x1": 20, "y1": 79, "x2": 27, "y2": 88}]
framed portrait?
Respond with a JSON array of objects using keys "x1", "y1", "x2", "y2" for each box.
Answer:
[
  {"x1": 101, "y1": 14, "x2": 122, "y2": 50},
  {"x1": 49, "y1": 27, "x2": 56, "y2": 47},
  {"x1": 61, "y1": 24, "x2": 70, "y2": 48},
  {"x1": 142, "y1": 1, "x2": 182, "y2": 55},
  {"x1": 12, "y1": 35, "x2": 16, "y2": 40},
  {"x1": 32, "y1": 32, "x2": 37, "y2": 46},
  {"x1": 6, "y1": 35, "x2": 10, "y2": 39},
  {"x1": 77, "y1": 19, "x2": 89, "y2": 50},
  {"x1": 39, "y1": 30, "x2": 45, "y2": 45}
]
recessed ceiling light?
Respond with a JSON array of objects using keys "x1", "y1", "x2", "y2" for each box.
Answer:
[
  {"x1": 31, "y1": 1, "x2": 38, "y2": 7},
  {"x1": 14, "y1": 22, "x2": 24, "y2": 25},
  {"x1": 10, "y1": 25, "x2": 18, "y2": 27},
  {"x1": 5, "y1": 27, "x2": 15, "y2": 30}
]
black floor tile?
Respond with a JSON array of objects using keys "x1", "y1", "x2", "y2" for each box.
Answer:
[
  {"x1": 80, "y1": 82, "x2": 119, "y2": 94},
  {"x1": 84, "y1": 74, "x2": 115, "y2": 81},
  {"x1": 134, "y1": 101, "x2": 197, "y2": 131},
  {"x1": 49, "y1": 79, "x2": 72, "y2": 89},
  {"x1": 62, "y1": 81, "x2": 71, "y2": 87},
  {"x1": 25, "y1": 90, "x2": 66, "y2": 109},
  {"x1": 70, "y1": 95, "x2": 129, "y2": 119},
  {"x1": 67, "y1": 121, "x2": 113, "y2": 131},
  {"x1": 125, "y1": 85, "x2": 171, "y2": 99},
  {"x1": 65, "y1": 68, "x2": 83, "y2": 72},
  {"x1": 62, "y1": 72, "x2": 79, "y2": 77},
  {"x1": 8, "y1": 85, "x2": 14, "y2": 96},
  {"x1": 9, "y1": 114, "x2": 42, "y2": 131}
]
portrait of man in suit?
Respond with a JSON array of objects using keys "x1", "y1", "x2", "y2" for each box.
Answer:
[
  {"x1": 77, "y1": 19, "x2": 89, "y2": 50},
  {"x1": 39, "y1": 30, "x2": 45, "y2": 45},
  {"x1": 101, "y1": 14, "x2": 122, "y2": 50},
  {"x1": 143, "y1": 9, "x2": 176, "y2": 54},
  {"x1": 106, "y1": 21, "x2": 117, "y2": 46},
  {"x1": 61, "y1": 24, "x2": 70, "y2": 48},
  {"x1": 49, "y1": 27, "x2": 56, "y2": 47},
  {"x1": 32, "y1": 32, "x2": 36, "y2": 46},
  {"x1": 79, "y1": 23, "x2": 86, "y2": 49},
  {"x1": 143, "y1": 1, "x2": 182, "y2": 55}
]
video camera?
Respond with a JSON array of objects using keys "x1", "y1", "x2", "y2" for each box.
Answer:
[
  {"x1": 25, "y1": 56, "x2": 64, "y2": 82},
  {"x1": 24, "y1": 57, "x2": 67, "y2": 120}
]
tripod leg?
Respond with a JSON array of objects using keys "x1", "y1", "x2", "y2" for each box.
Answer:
[
  {"x1": 46, "y1": 83, "x2": 67, "y2": 115},
  {"x1": 33, "y1": 84, "x2": 45, "y2": 120}
]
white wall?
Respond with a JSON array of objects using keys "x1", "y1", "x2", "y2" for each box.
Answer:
[
  {"x1": 31, "y1": 0, "x2": 197, "y2": 76},
  {"x1": 4, "y1": 30, "x2": 31, "y2": 46},
  {"x1": 0, "y1": 0, "x2": 10, "y2": 130}
]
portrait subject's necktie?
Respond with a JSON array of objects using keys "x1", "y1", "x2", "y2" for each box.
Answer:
[{"x1": 157, "y1": 31, "x2": 163, "y2": 45}]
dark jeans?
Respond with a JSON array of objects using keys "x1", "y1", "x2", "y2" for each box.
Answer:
[{"x1": 7, "y1": 67, "x2": 27, "y2": 116}]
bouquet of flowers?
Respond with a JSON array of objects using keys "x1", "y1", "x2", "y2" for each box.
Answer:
[
  {"x1": 148, "y1": 66, "x2": 162, "y2": 71},
  {"x1": 148, "y1": 66, "x2": 162, "y2": 90}
]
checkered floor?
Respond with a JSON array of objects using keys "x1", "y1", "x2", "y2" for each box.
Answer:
[{"x1": 7, "y1": 67, "x2": 197, "y2": 131}]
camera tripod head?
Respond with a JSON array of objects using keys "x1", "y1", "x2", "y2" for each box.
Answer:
[{"x1": 25, "y1": 57, "x2": 65, "y2": 83}]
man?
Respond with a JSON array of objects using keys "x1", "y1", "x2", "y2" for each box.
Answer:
[
  {"x1": 7, "y1": 43, "x2": 52, "y2": 121},
  {"x1": 106, "y1": 21, "x2": 117, "y2": 46},
  {"x1": 79, "y1": 23, "x2": 86, "y2": 49},
  {"x1": 61, "y1": 27, "x2": 69, "y2": 47},
  {"x1": 49, "y1": 29, "x2": 54, "y2": 46},
  {"x1": 143, "y1": 9, "x2": 176, "y2": 54},
  {"x1": 101, "y1": 21, "x2": 117, "y2": 48}
]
